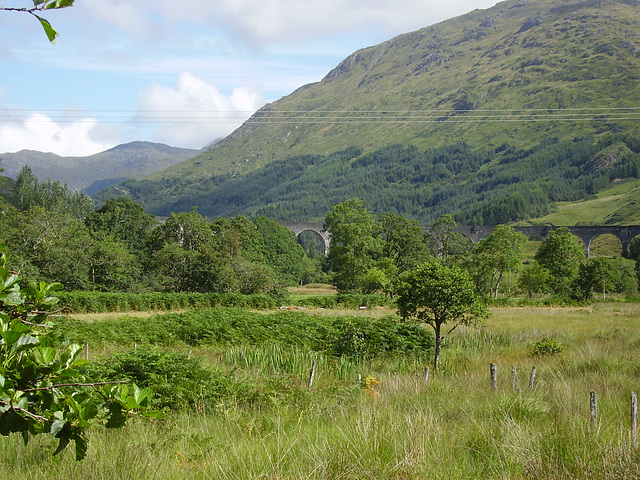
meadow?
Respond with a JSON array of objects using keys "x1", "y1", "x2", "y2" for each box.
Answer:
[{"x1": 1, "y1": 302, "x2": 639, "y2": 479}]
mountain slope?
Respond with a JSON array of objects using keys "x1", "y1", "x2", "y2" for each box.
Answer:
[
  {"x1": 96, "y1": 0, "x2": 640, "y2": 223},
  {"x1": 0, "y1": 142, "x2": 199, "y2": 191}
]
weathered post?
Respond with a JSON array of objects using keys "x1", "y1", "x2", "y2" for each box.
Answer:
[
  {"x1": 511, "y1": 366, "x2": 517, "y2": 391},
  {"x1": 424, "y1": 366, "x2": 430, "y2": 383},
  {"x1": 490, "y1": 363, "x2": 497, "y2": 392},
  {"x1": 308, "y1": 358, "x2": 317, "y2": 388},
  {"x1": 85, "y1": 340, "x2": 89, "y2": 361},
  {"x1": 632, "y1": 391, "x2": 638, "y2": 448},
  {"x1": 529, "y1": 366, "x2": 537, "y2": 390},
  {"x1": 590, "y1": 391, "x2": 597, "y2": 429}
]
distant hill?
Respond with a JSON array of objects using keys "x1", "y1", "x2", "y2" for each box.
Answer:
[
  {"x1": 0, "y1": 141, "x2": 199, "y2": 192},
  {"x1": 93, "y1": 0, "x2": 640, "y2": 225}
]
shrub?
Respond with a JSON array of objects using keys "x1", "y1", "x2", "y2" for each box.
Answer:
[
  {"x1": 530, "y1": 336, "x2": 564, "y2": 356},
  {"x1": 79, "y1": 350, "x2": 243, "y2": 411}
]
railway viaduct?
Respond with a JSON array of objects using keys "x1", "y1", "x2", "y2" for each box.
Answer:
[{"x1": 279, "y1": 222, "x2": 640, "y2": 258}]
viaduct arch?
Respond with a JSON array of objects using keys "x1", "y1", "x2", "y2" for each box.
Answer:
[
  {"x1": 280, "y1": 222, "x2": 640, "y2": 258},
  {"x1": 457, "y1": 225, "x2": 640, "y2": 258},
  {"x1": 279, "y1": 222, "x2": 331, "y2": 256}
]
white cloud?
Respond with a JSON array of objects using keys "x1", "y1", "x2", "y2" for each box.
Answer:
[
  {"x1": 78, "y1": 0, "x2": 156, "y2": 41},
  {"x1": 71, "y1": 0, "x2": 499, "y2": 49},
  {"x1": 0, "y1": 113, "x2": 118, "y2": 156},
  {"x1": 136, "y1": 72, "x2": 266, "y2": 149},
  {"x1": 170, "y1": 0, "x2": 498, "y2": 46}
]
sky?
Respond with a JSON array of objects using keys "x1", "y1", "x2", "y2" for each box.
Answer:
[{"x1": 0, "y1": 0, "x2": 499, "y2": 156}]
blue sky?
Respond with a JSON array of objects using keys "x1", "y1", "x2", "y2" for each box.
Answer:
[{"x1": 0, "y1": 0, "x2": 498, "y2": 156}]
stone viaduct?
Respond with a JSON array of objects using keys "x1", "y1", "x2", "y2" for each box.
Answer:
[{"x1": 280, "y1": 222, "x2": 640, "y2": 258}]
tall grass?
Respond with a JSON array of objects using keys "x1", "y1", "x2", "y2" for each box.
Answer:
[{"x1": 1, "y1": 304, "x2": 639, "y2": 478}]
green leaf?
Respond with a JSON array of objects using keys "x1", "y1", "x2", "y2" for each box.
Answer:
[
  {"x1": 0, "y1": 411, "x2": 29, "y2": 435},
  {"x1": 33, "y1": 346, "x2": 56, "y2": 365},
  {"x1": 0, "y1": 291, "x2": 24, "y2": 306},
  {"x1": 34, "y1": 14, "x2": 59, "y2": 43},
  {"x1": 45, "y1": 0, "x2": 75, "y2": 9},
  {"x1": 11, "y1": 334, "x2": 40, "y2": 355},
  {"x1": 53, "y1": 436, "x2": 70, "y2": 456},
  {"x1": 74, "y1": 434, "x2": 88, "y2": 461},
  {"x1": 50, "y1": 419, "x2": 66, "y2": 436},
  {"x1": 80, "y1": 402, "x2": 99, "y2": 422},
  {"x1": 1, "y1": 330, "x2": 22, "y2": 347},
  {"x1": 132, "y1": 385, "x2": 153, "y2": 407},
  {"x1": 105, "y1": 403, "x2": 125, "y2": 429}
]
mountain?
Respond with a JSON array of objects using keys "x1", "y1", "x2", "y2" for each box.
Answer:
[
  {"x1": 0, "y1": 142, "x2": 199, "y2": 193},
  {"x1": 94, "y1": 0, "x2": 640, "y2": 224}
]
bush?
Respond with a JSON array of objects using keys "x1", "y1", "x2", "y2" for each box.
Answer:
[
  {"x1": 530, "y1": 336, "x2": 564, "y2": 356},
  {"x1": 79, "y1": 350, "x2": 244, "y2": 411}
]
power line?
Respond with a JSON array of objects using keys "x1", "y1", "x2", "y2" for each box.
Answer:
[{"x1": 0, "y1": 107, "x2": 638, "y2": 125}]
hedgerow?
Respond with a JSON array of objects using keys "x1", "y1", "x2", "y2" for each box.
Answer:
[{"x1": 55, "y1": 291, "x2": 286, "y2": 313}]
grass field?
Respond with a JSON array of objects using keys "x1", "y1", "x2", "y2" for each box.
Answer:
[
  {"x1": 527, "y1": 178, "x2": 640, "y2": 226},
  {"x1": 1, "y1": 303, "x2": 639, "y2": 479}
]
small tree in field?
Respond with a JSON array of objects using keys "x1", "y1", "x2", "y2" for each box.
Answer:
[{"x1": 395, "y1": 262, "x2": 488, "y2": 369}]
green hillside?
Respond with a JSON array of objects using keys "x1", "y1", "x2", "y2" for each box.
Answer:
[
  {"x1": 524, "y1": 178, "x2": 640, "y2": 225},
  {"x1": 94, "y1": 0, "x2": 640, "y2": 224}
]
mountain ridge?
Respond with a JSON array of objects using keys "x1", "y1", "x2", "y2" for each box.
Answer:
[
  {"x1": 94, "y1": 0, "x2": 640, "y2": 224},
  {"x1": 0, "y1": 141, "x2": 199, "y2": 192}
]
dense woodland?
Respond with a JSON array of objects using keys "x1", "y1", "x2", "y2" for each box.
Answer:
[
  {"x1": 92, "y1": 134, "x2": 640, "y2": 225},
  {"x1": 1, "y1": 168, "x2": 639, "y2": 302}
]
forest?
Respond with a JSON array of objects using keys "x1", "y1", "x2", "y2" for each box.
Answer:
[
  {"x1": 1, "y1": 168, "x2": 638, "y2": 303},
  {"x1": 92, "y1": 133, "x2": 640, "y2": 225}
]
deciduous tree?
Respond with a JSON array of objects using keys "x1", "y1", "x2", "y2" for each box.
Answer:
[
  {"x1": 472, "y1": 225, "x2": 527, "y2": 298},
  {"x1": 379, "y1": 212, "x2": 434, "y2": 273},
  {"x1": 324, "y1": 198, "x2": 383, "y2": 292},
  {"x1": 395, "y1": 262, "x2": 488, "y2": 369},
  {"x1": 535, "y1": 227, "x2": 585, "y2": 295}
]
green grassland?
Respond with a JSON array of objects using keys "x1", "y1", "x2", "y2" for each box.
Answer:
[
  {"x1": 526, "y1": 178, "x2": 640, "y2": 226},
  {"x1": 1, "y1": 302, "x2": 639, "y2": 479}
]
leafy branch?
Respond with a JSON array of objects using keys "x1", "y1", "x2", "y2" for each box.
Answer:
[
  {"x1": 0, "y1": 1, "x2": 74, "y2": 42},
  {"x1": 0, "y1": 244, "x2": 162, "y2": 460}
]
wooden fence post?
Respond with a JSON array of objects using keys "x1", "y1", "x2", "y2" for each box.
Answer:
[
  {"x1": 307, "y1": 358, "x2": 317, "y2": 389},
  {"x1": 84, "y1": 340, "x2": 89, "y2": 361},
  {"x1": 511, "y1": 366, "x2": 517, "y2": 391},
  {"x1": 529, "y1": 366, "x2": 537, "y2": 390},
  {"x1": 590, "y1": 391, "x2": 597, "y2": 428},
  {"x1": 490, "y1": 363, "x2": 497, "y2": 392},
  {"x1": 424, "y1": 366, "x2": 430, "y2": 383},
  {"x1": 632, "y1": 391, "x2": 638, "y2": 448}
]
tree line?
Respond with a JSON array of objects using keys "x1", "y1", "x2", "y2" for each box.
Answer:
[
  {"x1": 2, "y1": 168, "x2": 638, "y2": 302},
  {"x1": 1, "y1": 166, "x2": 311, "y2": 295},
  {"x1": 323, "y1": 198, "x2": 638, "y2": 301}
]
